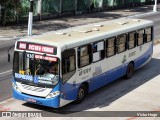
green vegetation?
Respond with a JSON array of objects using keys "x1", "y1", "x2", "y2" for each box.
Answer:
[
  {"x1": 0, "y1": 0, "x2": 22, "y2": 24},
  {"x1": 0, "y1": 0, "x2": 156, "y2": 25}
]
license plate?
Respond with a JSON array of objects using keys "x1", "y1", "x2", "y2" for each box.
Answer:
[{"x1": 26, "y1": 98, "x2": 36, "y2": 103}]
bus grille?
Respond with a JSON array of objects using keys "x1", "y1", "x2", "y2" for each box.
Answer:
[{"x1": 21, "y1": 84, "x2": 46, "y2": 92}]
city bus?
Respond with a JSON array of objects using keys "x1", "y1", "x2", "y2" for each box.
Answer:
[{"x1": 12, "y1": 18, "x2": 154, "y2": 108}]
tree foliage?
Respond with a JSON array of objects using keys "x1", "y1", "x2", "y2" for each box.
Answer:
[
  {"x1": 0, "y1": 0, "x2": 9, "y2": 7},
  {"x1": 0, "y1": 0, "x2": 22, "y2": 23},
  {"x1": 0, "y1": 0, "x2": 21, "y2": 9}
]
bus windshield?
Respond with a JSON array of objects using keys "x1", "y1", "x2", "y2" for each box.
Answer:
[{"x1": 13, "y1": 51, "x2": 59, "y2": 87}]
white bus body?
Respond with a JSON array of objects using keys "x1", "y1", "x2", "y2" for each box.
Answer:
[{"x1": 12, "y1": 18, "x2": 154, "y2": 108}]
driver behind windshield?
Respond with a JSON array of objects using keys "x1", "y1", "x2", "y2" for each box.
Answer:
[
  {"x1": 35, "y1": 63, "x2": 46, "y2": 75},
  {"x1": 35, "y1": 60, "x2": 58, "y2": 75}
]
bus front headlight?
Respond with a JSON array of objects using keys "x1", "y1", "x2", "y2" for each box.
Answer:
[
  {"x1": 46, "y1": 91, "x2": 60, "y2": 98},
  {"x1": 12, "y1": 82, "x2": 21, "y2": 93}
]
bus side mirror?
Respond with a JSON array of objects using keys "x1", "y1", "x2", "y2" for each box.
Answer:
[
  {"x1": 7, "y1": 45, "x2": 15, "y2": 62},
  {"x1": 8, "y1": 53, "x2": 10, "y2": 62}
]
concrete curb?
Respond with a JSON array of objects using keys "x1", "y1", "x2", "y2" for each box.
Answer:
[
  {"x1": 0, "y1": 38, "x2": 17, "y2": 41},
  {"x1": 128, "y1": 11, "x2": 158, "y2": 18}
]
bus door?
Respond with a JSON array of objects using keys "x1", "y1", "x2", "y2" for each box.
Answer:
[{"x1": 61, "y1": 49, "x2": 77, "y2": 100}]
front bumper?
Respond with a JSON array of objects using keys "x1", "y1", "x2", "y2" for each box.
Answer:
[{"x1": 13, "y1": 88, "x2": 60, "y2": 108}]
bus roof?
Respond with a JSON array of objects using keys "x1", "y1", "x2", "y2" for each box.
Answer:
[{"x1": 19, "y1": 18, "x2": 153, "y2": 50}]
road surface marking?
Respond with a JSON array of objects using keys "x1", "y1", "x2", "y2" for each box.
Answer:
[{"x1": 0, "y1": 70, "x2": 12, "y2": 75}]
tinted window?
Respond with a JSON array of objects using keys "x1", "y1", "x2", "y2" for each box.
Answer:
[
  {"x1": 128, "y1": 32, "x2": 136, "y2": 49},
  {"x1": 106, "y1": 37, "x2": 116, "y2": 57},
  {"x1": 92, "y1": 41, "x2": 105, "y2": 62},
  {"x1": 78, "y1": 44, "x2": 92, "y2": 68},
  {"x1": 62, "y1": 49, "x2": 76, "y2": 83},
  {"x1": 117, "y1": 34, "x2": 127, "y2": 53},
  {"x1": 137, "y1": 29, "x2": 144, "y2": 46},
  {"x1": 145, "y1": 27, "x2": 152, "y2": 42}
]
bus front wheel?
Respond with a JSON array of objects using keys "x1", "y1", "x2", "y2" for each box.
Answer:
[
  {"x1": 75, "y1": 84, "x2": 87, "y2": 104},
  {"x1": 126, "y1": 62, "x2": 134, "y2": 79}
]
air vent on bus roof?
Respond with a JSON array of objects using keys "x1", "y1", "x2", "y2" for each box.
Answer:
[
  {"x1": 73, "y1": 28, "x2": 99, "y2": 33},
  {"x1": 94, "y1": 24, "x2": 103, "y2": 27},
  {"x1": 132, "y1": 19, "x2": 140, "y2": 22},
  {"x1": 73, "y1": 29, "x2": 92, "y2": 33},
  {"x1": 56, "y1": 32, "x2": 66, "y2": 35},
  {"x1": 115, "y1": 21, "x2": 129, "y2": 25},
  {"x1": 92, "y1": 28, "x2": 99, "y2": 31}
]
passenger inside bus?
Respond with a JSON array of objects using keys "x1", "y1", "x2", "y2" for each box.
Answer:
[
  {"x1": 35, "y1": 60, "x2": 58, "y2": 75},
  {"x1": 35, "y1": 63, "x2": 46, "y2": 75},
  {"x1": 47, "y1": 61, "x2": 58, "y2": 75}
]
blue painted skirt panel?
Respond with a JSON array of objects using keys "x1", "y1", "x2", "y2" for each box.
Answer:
[{"x1": 13, "y1": 80, "x2": 61, "y2": 108}]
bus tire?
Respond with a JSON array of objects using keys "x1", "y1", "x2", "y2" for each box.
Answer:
[
  {"x1": 53, "y1": 108, "x2": 62, "y2": 113},
  {"x1": 126, "y1": 62, "x2": 134, "y2": 79},
  {"x1": 75, "y1": 84, "x2": 87, "y2": 104}
]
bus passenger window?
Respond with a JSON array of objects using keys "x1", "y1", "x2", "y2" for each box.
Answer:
[
  {"x1": 137, "y1": 29, "x2": 144, "y2": 46},
  {"x1": 62, "y1": 49, "x2": 76, "y2": 83},
  {"x1": 78, "y1": 44, "x2": 92, "y2": 68},
  {"x1": 128, "y1": 32, "x2": 136, "y2": 49},
  {"x1": 145, "y1": 27, "x2": 152, "y2": 42},
  {"x1": 106, "y1": 37, "x2": 116, "y2": 57},
  {"x1": 117, "y1": 34, "x2": 127, "y2": 53},
  {"x1": 92, "y1": 41, "x2": 105, "y2": 62}
]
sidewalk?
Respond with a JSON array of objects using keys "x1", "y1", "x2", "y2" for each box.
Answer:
[{"x1": 0, "y1": 5, "x2": 157, "y2": 39}]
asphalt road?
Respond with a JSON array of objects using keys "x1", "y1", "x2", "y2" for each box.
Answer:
[
  {"x1": 0, "y1": 46, "x2": 14, "y2": 102},
  {"x1": 0, "y1": 12, "x2": 160, "y2": 103}
]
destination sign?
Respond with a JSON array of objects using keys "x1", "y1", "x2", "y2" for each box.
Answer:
[
  {"x1": 17, "y1": 42, "x2": 57, "y2": 54},
  {"x1": 28, "y1": 44, "x2": 54, "y2": 54},
  {"x1": 35, "y1": 54, "x2": 57, "y2": 62},
  {"x1": 19, "y1": 42, "x2": 27, "y2": 49}
]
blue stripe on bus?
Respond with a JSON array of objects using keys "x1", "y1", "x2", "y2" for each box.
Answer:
[
  {"x1": 134, "y1": 45, "x2": 153, "y2": 69},
  {"x1": 60, "y1": 81, "x2": 79, "y2": 100}
]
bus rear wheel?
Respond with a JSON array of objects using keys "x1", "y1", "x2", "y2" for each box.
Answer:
[
  {"x1": 126, "y1": 62, "x2": 134, "y2": 79},
  {"x1": 75, "y1": 84, "x2": 87, "y2": 104}
]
